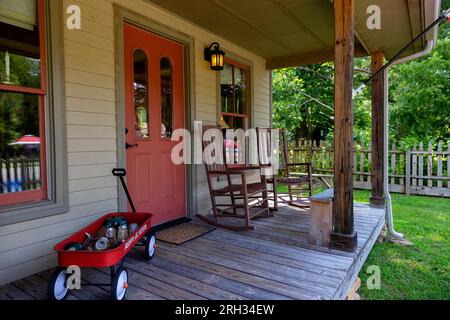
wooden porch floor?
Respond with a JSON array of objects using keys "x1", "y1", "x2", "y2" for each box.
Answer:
[{"x1": 0, "y1": 203, "x2": 385, "y2": 300}]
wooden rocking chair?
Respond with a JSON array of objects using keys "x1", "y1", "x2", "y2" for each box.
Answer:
[
  {"x1": 256, "y1": 128, "x2": 313, "y2": 210},
  {"x1": 197, "y1": 125, "x2": 272, "y2": 231}
]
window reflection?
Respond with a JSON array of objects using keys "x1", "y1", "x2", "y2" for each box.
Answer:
[
  {"x1": 234, "y1": 67, "x2": 246, "y2": 115},
  {"x1": 0, "y1": 92, "x2": 42, "y2": 194},
  {"x1": 220, "y1": 63, "x2": 234, "y2": 113},
  {"x1": 0, "y1": 0, "x2": 41, "y2": 88},
  {"x1": 133, "y1": 50, "x2": 149, "y2": 139}
]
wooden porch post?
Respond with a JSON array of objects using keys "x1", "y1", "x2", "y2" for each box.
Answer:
[
  {"x1": 331, "y1": 0, "x2": 357, "y2": 252},
  {"x1": 370, "y1": 51, "x2": 386, "y2": 207}
]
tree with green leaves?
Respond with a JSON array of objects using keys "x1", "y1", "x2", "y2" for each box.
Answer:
[{"x1": 273, "y1": 1, "x2": 449, "y2": 149}]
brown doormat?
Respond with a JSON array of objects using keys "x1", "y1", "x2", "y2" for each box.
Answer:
[{"x1": 156, "y1": 223, "x2": 215, "y2": 245}]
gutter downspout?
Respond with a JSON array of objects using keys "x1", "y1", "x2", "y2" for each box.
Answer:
[{"x1": 384, "y1": 40, "x2": 434, "y2": 239}]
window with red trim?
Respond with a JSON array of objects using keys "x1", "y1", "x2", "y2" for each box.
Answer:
[
  {"x1": 220, "y1": 60, "x2": 250, "y2": 165},
  {"x1": 220, "y1": 60, "x2": 249, "y2": 130},
  {"x1": 0, "y1": 0, "x2": 47, "y2": 206}
]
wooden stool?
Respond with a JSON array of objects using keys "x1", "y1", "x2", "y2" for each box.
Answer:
[{"x1": 309, "y1": 189, "x2": 333, "y2": 247}]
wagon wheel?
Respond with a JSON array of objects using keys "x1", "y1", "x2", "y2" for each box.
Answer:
[
  {"x1": 144, "y1": 232, "x2": 157, "y2": 261},
  {"x1": 111, "y1": 266, "x2": 128, "y2": 300},
  {"x1": 48, "y1": 267, "x2": 69, "y2": 300}
]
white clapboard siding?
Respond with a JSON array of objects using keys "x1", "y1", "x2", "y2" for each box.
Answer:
[
  {"x1": 66, "y1": 83, "x2": 116, "y2": 102},
  {"x1": 69, "y1": 186, "x2": 118, "y2": 207},
  {"x1": 69, "y1": 176, "x2": 117, "y2": 193},
  {"x1": 68, "y1": 164, "x2": 117, "y2": 181},
  {"x1": 66, "y1": 112, "x2": 116, "y2": 127},
  {"x1": 64, "y1": 55, "x2": 115, "y2": 77},
  {"x1": 67, "y1": 139, "x2": 117, "y2": 152},
  {"x1": 0, "y1": 255, "x2": 56, "y2": 286},
  {"x1": 66, "y1": 97, "x2": 116, "y2": 114},
  {"x1": 64, "y1": 40, "x2": 114, "y2": 64},
  {"x1": 0, "y1": 0, "x2": 271, "y2": 285},
  {"x1": 66, "y1": 125, "x2": 116, "y2": 139},
  {"x1": 65, "y1": 69, "x2": 115, "y2": 90},
  {"x1": 0, "y1": 200, "x2": 118, "y2": 238},
  {"x1": 68, "y1": 151, "x2": 117, "y2": 167}
]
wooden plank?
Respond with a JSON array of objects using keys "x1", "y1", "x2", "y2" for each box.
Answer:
[
  {"x1": 72, "y1": 268, "x2": 123, "y2": 300},
  {"x1": 123, "y1": 268, "x2": 205, "y2": 300},
  {"x1": 410, "y1": 186, "x2": 450, "y2": 197},
  {"x1": 0, "y1": 283, "x2": 35, "y2": 300},
  {"x1": 155, "y1": 244, "x2": 321, "y2": 299},
  {"x1": 437, "y1": 142, "x2": 443, "y2": 188},
  {"x1": 331, "y1": 0, "x2": 357, "y2": 251},
  {"x1": 406, "y1": 150, "x2": 411, "y2": 194},
  {"x1": 189, "y1": 237, "x2": 343, "y2": 287},
  {"x1": 391, "y1": 143, "x2": 396, "y2": 185},
  {"x1": 448, "y1": 142, "x2": 450, "y2": 189},
  {"x1": 126, "y1": 253, "x2": 248, "y2": 300},
  {"x1": 399, "y1": 144, "x2": 405, "y2": 186},
  {"x1": 144, "y1": 254, "x2": 289, "y2": 300},
  {"x1": 333, "y1": 212, "x2": 385, "y2": 299},
  {"x1": 370, "y1": 50, "x2": 385, "y2": 206},
  {"x1": 206, "y1": 229, "x2": 354, "y2": 267},
  {"x1": 197, "y1": 235, "x2": 347, "y2": 278},
  {"x1": 412, "y1": 145, "x2": 418, "y2": 186},
  {"x1": 427, "y1": 141, "x2": 433, "y2": 187},
  {"x1": 178, "y1": 239, "x2": 340, "y2": 293},
  {"x1": 367, "y1": 142, "x2": 372, "y2": 185},
  {"x1": 88, "y1": 268, "x2": 166, "y2": 301},
  {"x1": 418, "y1": 142, "x2": 424, "y2": 186},
  {"x1": 359, "y1": 148, "x2": 364, "y2": 183},
  {"x1": 10, "y1": 275, "x2": 50, "y2": 300}
]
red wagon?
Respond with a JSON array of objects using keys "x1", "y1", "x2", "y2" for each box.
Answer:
[{"x1": 48, "y1": 169, "x2": 157, "y2": 300}]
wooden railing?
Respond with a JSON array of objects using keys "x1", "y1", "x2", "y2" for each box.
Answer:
[
  {"x1": 289, "y1": 140, "x2": 450, "y2": 197},
  {"x1": 0, "y1": 157, "x2": 41, "y2": 194}
]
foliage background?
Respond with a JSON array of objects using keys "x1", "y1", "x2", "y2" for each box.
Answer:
[{"x1": 272, "y1": 0, "x2": 449, "y2": 149}]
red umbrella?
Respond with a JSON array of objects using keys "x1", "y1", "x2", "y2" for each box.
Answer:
[{"x1": 9, "y1": 135, "x2": 41, "y2": 146}]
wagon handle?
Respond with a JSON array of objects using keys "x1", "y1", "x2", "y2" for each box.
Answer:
[{"x1": 112, "y1": 168, "x2": 136, "y2": 213}]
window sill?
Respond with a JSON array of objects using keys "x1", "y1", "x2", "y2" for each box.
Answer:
[{"x1": 0, "y1": 199, "x2": 69, "y2": 226}]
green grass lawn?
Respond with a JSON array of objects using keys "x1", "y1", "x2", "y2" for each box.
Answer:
[
  {"x1": 355, "y1": 191, "x2": 450, "y2": 300},
  {"x1": 277, "y1": 186, "x2": 450, "y2": 299}
]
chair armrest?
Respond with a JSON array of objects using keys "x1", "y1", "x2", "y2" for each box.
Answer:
[{"x1": 209, "y1": 166, "x2": 261, "y2": 175}]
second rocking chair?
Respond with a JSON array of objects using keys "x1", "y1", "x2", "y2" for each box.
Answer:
[{"x1": 256, "y1": 128, "x2": 313, "y2": 211}]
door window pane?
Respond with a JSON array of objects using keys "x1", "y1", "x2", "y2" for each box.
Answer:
[
  {"x1": 0, "y1": 0, "x2": 41, "y2": 88},
  {"x1": 160, "y1": 57, "x2": 173, "y2": 138},
  {"x1": 0, "y1": 92, "x2": 42, "y2": 194},
  {"x1": 133, "y1": 50, "x2": 149, "y2": 139}
]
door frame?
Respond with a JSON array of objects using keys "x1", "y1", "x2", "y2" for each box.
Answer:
[{"x1": 114, "y1": 5, "x2": 197, "y2": 219}]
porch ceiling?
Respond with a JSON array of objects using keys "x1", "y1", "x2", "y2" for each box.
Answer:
[{"x1": 146, "y1": 0, "x2": 440, "y2": 69}]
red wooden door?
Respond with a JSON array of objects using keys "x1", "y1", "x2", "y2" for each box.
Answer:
[{"x1": 124, "y1": 23, "x2": 185, "y2": 225}]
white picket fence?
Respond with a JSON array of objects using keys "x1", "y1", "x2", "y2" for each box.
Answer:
[
  {"x1": 0, "y1": 157, "x2": 42, "y2": 194},
  {"x1": 290, "y1": 140, "x2": 450, "y2": 197}
]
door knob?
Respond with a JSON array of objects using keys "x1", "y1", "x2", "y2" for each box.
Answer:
[{"x1": 125, "y1": 142, "x2": 138, "y2": 149}]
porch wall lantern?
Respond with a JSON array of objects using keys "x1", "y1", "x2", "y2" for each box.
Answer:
[{"x1": 204, "y1": 42, "x2": 225, "y2": 71}]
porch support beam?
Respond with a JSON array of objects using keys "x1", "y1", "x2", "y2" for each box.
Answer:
[
  {"x1": 265, "y1": 47, "x2": 368, "y2": 70},
  {"x1": 331, "y1": 0, "x2": 357, "y2": 252},
  {"x1": 370, "y1": 50, "x2": 386, "y2": 207}
]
